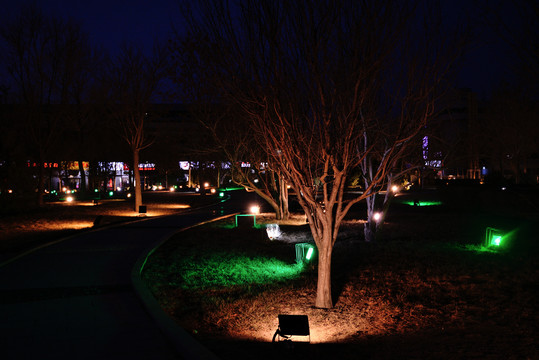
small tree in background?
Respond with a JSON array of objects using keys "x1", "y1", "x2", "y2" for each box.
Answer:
[{"x1": 104, "y1": 44, "x2": 169, "y2": 211}]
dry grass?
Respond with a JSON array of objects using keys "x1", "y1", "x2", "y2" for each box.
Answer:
[{"x1": 143, "y1": 206, "x2": 539, "y2": 359}]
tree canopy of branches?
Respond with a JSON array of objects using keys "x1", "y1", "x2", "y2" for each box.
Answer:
[
  {"x1": 177, "y1": 0, "x2": 465, "y2": 308},
  {"x1": 103, "y1": 44, "x2": 169, "y2": 211},
  {"x1": 1, "y1": 5, "x2": 98, "y2": 205}
]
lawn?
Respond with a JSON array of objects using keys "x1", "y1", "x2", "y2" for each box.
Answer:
[{"x1": 142, "y1": 194, "x2": 539, "y2": 360}]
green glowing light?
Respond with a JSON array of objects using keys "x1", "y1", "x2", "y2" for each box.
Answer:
[
  {"x1": 485, "y1": 227, "x2": 508, "y2": 248},
  {"x1": 219, "y1": 192, "x2": 225, "y2": 197},
  {"x1": 295, "y1": 243, "x2": 316, "y2": 264},
  {"x1": 306, "y1": 247, "x2": 313, "y2": 260},
  {"x1": 402, "y1": 200, "x2": 443, "y2": 207},
  {"x1": 94, "y1": 189, "x2": 99, "y2": 193},
  {"x1": 108, "y1": 191, "x2": 113, "y2": 197}
]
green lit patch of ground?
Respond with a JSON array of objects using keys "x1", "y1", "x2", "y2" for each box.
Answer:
[{"x1": 168, "y1": 252, "x2": 304, "y2": 289}]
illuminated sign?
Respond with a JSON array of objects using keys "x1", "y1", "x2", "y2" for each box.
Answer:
[{"x1": 139, "y1": 163, "x2": 155, "y2": 171}]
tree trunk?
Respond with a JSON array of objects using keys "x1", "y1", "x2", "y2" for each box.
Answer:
[
  {"x1": 279, "y1": 176, "x2": 290, "y2": 220},
  {"x1": 133, "y1": 149, "x2": 142, "y2": 212},
  {"x1": 37, "y1": 161, "x2": 45, "y2": 207},
  {"x1": 78, "y1": 160, "x2": 86, "y2": 197},
  {"x1": 315, "y1": 239, "x2": 333, "y2": 308},
  {"x1": 364, "y1": 194, "x2": 377, "y2": 242},
  {"x1": 364, "y1": 221, "x2": 376, "y2": 243}
]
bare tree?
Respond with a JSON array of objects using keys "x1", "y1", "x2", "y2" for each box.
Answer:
[
  {"x1": 179, "y1": 0, "x2": 465, "y2": 308},
  {"x1": 193, "y1": 104, "x2": 290, "y2": 219},
  {"x1": 104, "y1": 44, "x2": 169, "y2": 211},
  {"x1": 481, "y1": 84, "x2": 538, "y2": 183},
  {"x1": 1, "y1": 5, "x2": 95, "y2": 206},
  {"x1": 361, "y1": 2, "x2": 468, "y2": 241},
  {"x1": 172, "y1": 35, "x2": 291, "y2": 219}
]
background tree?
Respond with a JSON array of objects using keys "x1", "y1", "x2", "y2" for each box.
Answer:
[
  {"x1": 0, "y1": 5, "x2": 95, "y2": 206},
  {"x1": 360, "y1": 2, "x2": 468, "y2": 242},
  {"x1": 58, "y1": 40, "x2": 105, "y2": 197},
  {"x1": 171, "y1": 37, "x2": 291, "y2": 219},
  {"x1": 103, "y1": 44, "x2": 169, "y2": 211},
  {"x1": 178, "y1": 0, "x2": 466, "y2": 308},
  {"x1": 194, "y1": 103, "x2": 290, "y2": 218},
  {"x1": 481, "y1": 84, "x2": 538, "y2": 184}
]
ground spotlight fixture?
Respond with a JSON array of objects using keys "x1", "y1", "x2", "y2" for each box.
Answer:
[
  {"x1": 373, "y1": 212, "x2": 382, "y2": 222},
  {"x1": 295, "y1": 243, "x2": 315, "y2": 264},
  {"x1": 485, "y1": 227, "x2": 505, "y2": 248},
  {"x1": 235, "y1": 214, "x2": 256, "y2": 227},
  {"x1": 266, "y1": 224, "x2": 282, "y2": 240},
  {"x1": 66, "y1": 196, "x2": 74, "y2": 203},
  {"x1": 250, "y1": 205, "x2": 260, "y2": 214},
  {"x1": 272, "y1": 314, "x2": 310, "y2": 343},
  {"x1": 391, "y1": 185, "x2": 399, "y2": 193}
]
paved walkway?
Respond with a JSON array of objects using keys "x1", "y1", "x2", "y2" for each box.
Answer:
[{"x1": 0, "y1": 204, "x2": 236, "y2": 360}]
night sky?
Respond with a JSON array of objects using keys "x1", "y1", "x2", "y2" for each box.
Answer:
[{"x1": 1, "y1": 0, "x2": 520, "y2": 98}]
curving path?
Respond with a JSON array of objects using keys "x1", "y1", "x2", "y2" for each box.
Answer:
[{"x1": 0, "y1": 199, "x2": 239, "y2": 360}]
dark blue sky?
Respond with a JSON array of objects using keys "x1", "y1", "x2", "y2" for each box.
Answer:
[{"x1": 2, "y1": 0, "x2": 519, "y2": 97}]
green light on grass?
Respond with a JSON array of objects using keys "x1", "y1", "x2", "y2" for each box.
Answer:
[
  {"x1": 108, "y1": 191, "x2": 113, "y2": 197},
  {"x1": 219, "y1": 192, "x2": 225, "y2": 197},
  {"x1": 173, "y1": 253, "x2": 304, "y2": 289},
  {"x1": 493, "y1": 236, "x2": 501, "y2": 246}
]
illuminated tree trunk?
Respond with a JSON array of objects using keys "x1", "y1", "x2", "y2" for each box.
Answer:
[
  {"x1": 315, "y1": 238, "x2": 333, "y2": 308},
  {"x1": 279, "y1": 175, "x2": 290, "y2": 220},
  {"x1": 133, "y1": 148, "x2": 142, "y2": 212}
]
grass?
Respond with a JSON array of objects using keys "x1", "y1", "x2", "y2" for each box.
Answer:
[{"x1": 142, "y1": 209, "x2": 538, "y2": 359}]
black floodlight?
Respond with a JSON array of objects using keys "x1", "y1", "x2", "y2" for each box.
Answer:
[{"x1": 272, "y1": 314, "x2": 310, "y2": 343}]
